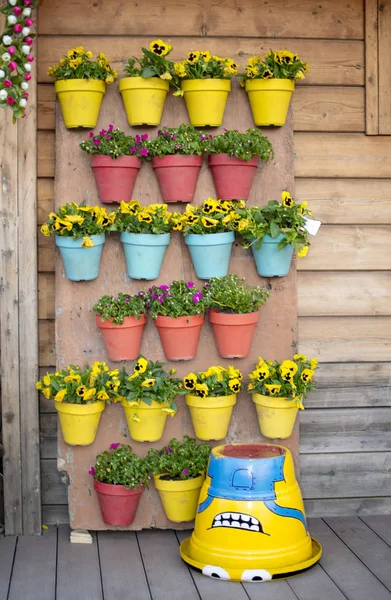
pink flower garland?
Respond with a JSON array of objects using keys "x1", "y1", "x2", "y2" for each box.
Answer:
[{"x1": 0, "y1": 0, "x2": 38, "y2": 120}]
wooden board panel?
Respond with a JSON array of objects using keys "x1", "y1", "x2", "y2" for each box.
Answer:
[
  {"x1": 38, "y1": 320, "x2": 55, "y2": 367},
  {"x1": 41, "y1": 459, "x2": 67, "y2": 504},
  {"x1": 298, "y1": 316, "x2": 391, "y2": 362},
  {"x1": 38, "y1": 273, "x2": 55, "y2": 320},
  {"x1": 301, "y1": 407, "x2": 391, "y2": 452},
  {"x1": 38, "y1": 230, "x2": 55, "y2": 272},
  {"x1": 362, "y1": 514, "x2": 391, "y2": 545},
  {"x1": 309, "y1": 518, "x2": 391, "y2": 600},
  {"x1": 325, "y1": 517, "x2": 391, "y2": 591},
  {"x1": 301, "y1": 453, "x2": 391, "y2": 499},
  {"x1": 297, "y1": 226, "x2": 391, "y2": 271},
  {"x1": 42, "y1": 504, "x2": 69, "y2": 525},
  {"x1": 287, "y1": 564, "x2": 346, "y2": 600},
  {"x1": 306, "y1": 386, "x2": 391, "y2": 409},
  {"x1": 40, "y1": 413, "x2": 57, "y2": 459},
  {"x1": 37, "y1": 37, "x2": 365, "y2": 86},
  {"x1": 38, "y1": 178, "x2": 54, "y2": 224},
  {"x1": 37, "y1": 131, "x2": 55, "y2": 178},
  {"x1": 38, "y1": 0, "x2": 364, "y2": 39},
  {"x1": 0, "y1": 536, "x2": 16, "y2": 599},
  {"x1": 295, "y1": 179, "x2": 391, "y2": 224},
  {"x1": 379, "y1": 0, "x2": 391, "y2": 133},
  {"x1": 298, "y1": 272, "x2": 391, "y2": 317},
  {"x1": 8, "y1": 528, "x2": 57, "y2": 600},
  {"x1": 365, "y1": 0, "x2": 379, "y2": 134},
  {"x1": 315, "y1": 362, "x2": 391, "y2": 387},
  {"x1": 295, "y1": 133, "x2": 391, "y2": 178},
  {"x1": 305, "y1": 497, "x2": 391, "y2": 517},
  {"x1": 38, "y1": 84, "x2": 55, "y2": 130}
]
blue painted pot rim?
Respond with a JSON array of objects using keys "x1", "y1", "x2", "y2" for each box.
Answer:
[
  {"x1": 55, "y1": 234, "x2": 105, "y2": 248},
  {"x1": 120, "y1": 232, "x2": 170, "y2": 246},
  {"x1": 256, "y1": 233, "x2": 288, "y2": 245},
  {"x1": 185, "y1": 231, "x2": 235, "y2": 246}
]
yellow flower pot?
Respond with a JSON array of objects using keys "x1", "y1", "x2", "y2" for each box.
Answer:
[
  {"x1": 54, "y1": 79, "x2": 106, "y2": 129},
  {"x1": 154, "y1": 473, "x2": 205, "y2": 522},
  {"x1": 119, "y1": 77, "x2": 169, "y2": 126},
  {"x1": 186, "y1": 394, "x2": 236, "y2": 441},
  {"x1": 181, "y1": 79, "x2": 231, "y2": 126},
  {"x1": 252, "y1": 394, "x2": 299, "y2": 439},
  {"x1": 245, "y1": 79, "x2": 295, "y2": 126},
  {"x1": 55, "y1": 400, "x2": 105, "y2": 446},
  {"x1": 121, "y1": 399, "x2": 170, "y2": 442}
]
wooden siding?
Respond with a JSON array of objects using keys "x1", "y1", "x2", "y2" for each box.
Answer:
[{"x1": 37, "y1": 0, "x2": 391, "y2": 522}]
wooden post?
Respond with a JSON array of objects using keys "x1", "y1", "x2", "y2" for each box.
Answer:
[{"x1": 365, "y1": 0, "x2": 379, "y2": 134}]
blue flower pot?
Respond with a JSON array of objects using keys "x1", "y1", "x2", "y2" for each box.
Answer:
[
  {"x1": 55, "y1": 234, "x2": 105, "y2": 281},
  {"x1": 185, "y1": 232, "x2": 235, "y2": 279},
  {"x1": 121, "y1": 232, "x2": 170, "y2": 280},
  {"x1": 251, "y1": 234, "x2": 294, "y2": 277}
]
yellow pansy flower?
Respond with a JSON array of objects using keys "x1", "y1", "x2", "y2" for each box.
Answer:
[
  {"x1": 105, "y1": 75, "x2": 114, "y2": 84},
  {"x1": 81, "y1": 237, "x2": 94, "y2": 248},
  {"x1": 238, "y1": 218, "x2": 250, "y2": 232},
  {"x1": 301, "y1": 369, "x2": 314, "y2": 383},
  {"x1": 42, "y1": 388, "x2": 51, "y2": 399},
  {"x1": 131, "y1": 413, "x2": 141, "y2": 422},
  {"x1": 41, "y1": 224, "x2": 50, "y2": 237},
  {"x1": 141, "y1": 378, "x2": 156, "y2": 388},
  {"x1": 64, "y1": 214, "x2": 84, "y2": 225},
  {"x1": 265, "y1": 384, "x2": 282, "y2": 395},
  {"x1": 43, "y1": 374, "x2": 51, "y2": 386},
  {"x1": 160, "y1": 71, "x2": 172, "y2": 80},
  {"x1": 75, "y1": 46, "x2": 85, "y2": 54},
  {"x1": 134, "y1": 357, "x2": 148, "y2": 374},
  {"x1": 195, "y1": 383, "x2": 208, "y2": 398},
  {"x1": 82, "y1": 388, "x2": 96, "y2": 401},
  {"x1": 64, "y1": 373, "x2": 81, "y2": 384},
  {"x1": 293, "y1": 354, "x2": 307, "y2": 361},
  {"x1": 298, "y1": 245, "x2": 309, "y2": 258},
  {"x1": 281, "y1": 360, "x2": 298, "y2": 375},
  {"x1": 36, "y1": 381, "x2": 43, "y2": 390},
  {"x1": 149, "y1": 39, "x2": 172, "y2": 56},
  {"x1": 281, "y1": 190, "x2": 294, "y2": 208},
  {"x1": 55, "y1": 389, "x2": 67, "y2": 403},
  {"x1": 310, "y1": 358, "x2": 318, "y2": 370},
  {"x1": 202, "y1": 216, "x2": 218, "y2": 228},
  {"x1": 138, "y1": 212, "x2": 153, "y2": 224},
  {"x1": 199, "y1": 50, "x2": 211, "y2": 62},
  {"x1": 248, "y1": 56, "x2": 262, "y2": 67},
  {"x1": 162, "y1": 407, "x2": 176, "y2": 416},
  {"x1": 183, "y1": 373, "x2": 197, "y2": 391},
  {"x1": 173, "y1": 89, "x2": 184, "y2": 97},
  {"x1": 97, "y1": 390, "x2": 109, "y2": 401},
  {"x1": 229, "y1": 378, "x2": 241, "y2": 393},
  {"x1": 86, "y1": 51, "x2": 93, "y2": 58},
  {"x1": 174, "y1": 62, "x2": 187, "y2": 77}
]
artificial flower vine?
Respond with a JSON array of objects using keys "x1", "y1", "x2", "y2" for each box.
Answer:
[{"x1": 0, "y1": 0, "x2": 38, "y2": 120}]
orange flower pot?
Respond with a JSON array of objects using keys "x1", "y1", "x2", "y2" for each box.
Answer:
[
  {"x1": 96, "y1": 314, "x2": 146, "y2": 362},
  {"x1": 209, "y1": 309, "x2": 260, "y2": 358},
  {"x1": 154, "y1": 314, "x2": 204, "y2": 361}
]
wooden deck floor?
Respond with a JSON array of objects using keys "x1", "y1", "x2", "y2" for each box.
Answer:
[{"x1": 0, "y1": 516, "x2": 391, "y2": 599}]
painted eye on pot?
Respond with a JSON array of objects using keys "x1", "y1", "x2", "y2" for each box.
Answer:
[
  {"x1": 202, "y1": 565, "x2": 230, "y2": 580},
  {"x1": 241, "y1": 569, "x2": 272, "y2": 582}
]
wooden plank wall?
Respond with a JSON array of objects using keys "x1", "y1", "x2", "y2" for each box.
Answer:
[{"x1": 36, "y1": 0, "x2": 391, "y2": 523}]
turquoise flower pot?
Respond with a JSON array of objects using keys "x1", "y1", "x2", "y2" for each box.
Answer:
[
  {"x1": 121, "y1": 232, "x2": 170, "y2": 280},
  {"x1": 56, "y1": 234, "x2": 105, "y2": 281},
  {"x1": 251, "y1": 234, "x2": 294, "y2": 277},
  {"x1": 185, "y1": 232, "x2": 235, "y2": 279}
]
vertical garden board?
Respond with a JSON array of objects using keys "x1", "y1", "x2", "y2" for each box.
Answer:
[{"x1": 54, "y1": 79, "x2": 297, "y2": 529}]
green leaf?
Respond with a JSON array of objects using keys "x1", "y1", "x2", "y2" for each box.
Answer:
[
  {"x1": 270, "y1": 221, "x2": 280, "y2": 238},
  {"x1": 141, "y1": 67, "x2": 157, "y2": 78}
]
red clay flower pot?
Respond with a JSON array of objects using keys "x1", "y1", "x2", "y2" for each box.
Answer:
[
  {"x1": 90, "y1": 155, "x2": 141, "y2": 203},
  {"x1": 152, "y1": 155, "x2": 203, "y2": 203},
  {"x1": 208, "y1": 154, "x2": 259, "y2": 200},
  {"x1": 154, "y1": 314, "x2": 204, "y2": 361},
  {"x1": 94, "y1": 479, "x2": 144, "y2": 526},
  {"x1": 96, "y1": 314, "x2": 146, "y2": 362},
  {"x1": 209, "y1": 309, "x2": 260, "y2": 358}
]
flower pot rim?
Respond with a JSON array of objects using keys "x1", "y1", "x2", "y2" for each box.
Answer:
[
  {"x1": 245, "y1": 78, "x2": 295, "y2": 92},
  {"x1": 93, "y1": 479, "x2": 145, "y2": 496},
  {"x1": 119, "y1": 76, "x2": 170, "y2": 91},
  {"x1": 121, "y1": 398, "x2": 170, "y2": 409},
  {"x1": 154, "y1": 472, "x2": 205, "y2": 492},
  {"x1": 208, "y1": 154, "x2": 259, "y2": 166},
  {"x1": 181, "y1": 78, "x2": 231, "y2": 91},
  {"x1": 151, "y1": 155, "x2": 203, "y2": 167},
  {"x1": 120, "y1": 231, "x2": 171, "y2": 244},
  {"x1": 55, "y1": 400, "x2": 106, "y2": 414},
  {"x1": 185, "y1": 393, "x2": 236, "y2": 409},
  {"x1": 95, "y1": 313, "x2": 146, "y2": 328},
  {"x1": 90, "y1": 155, "x2": 141, "y2": 167},
  {"x1": 209, "y1": 308, "x2": 260, "y2": 324},
  {"x1": 55, "y1": 233, "x2": 105, "y2": 248},
  {"x1": 184, "y1": 231, "x2": 235, "y2": 245},
  {"x1": 252, "y1": 393, "x2": 298, "y2": 409},
  {"x1": 154, "y1": 314, "x2": 205, "y2": 327},
  {"x1": 55, "y1": 79, "x2": 106, "y2": 92}
]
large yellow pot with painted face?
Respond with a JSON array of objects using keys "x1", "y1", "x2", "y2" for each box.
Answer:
[
  {"x1": 55, "y1": 400, "x2": 105, "y2": 446},
  {"x1": 245, "y1": 79, "x2": 294, "y2": 126},
  {"x1": 252, "y1": 394, "x2": 299, "y2": 439},
  {"x1": 180, "y1": 443, "x2": 321, "y2": 582},
  {"x1": 185, "y1": 394, "x2": 236, "y2": 441},
  {"x1": 154, "y1": 473, "x2": 205, "y2": 522},
  {"x1": 121, "y1": 399, "x2": 171, "y2": 442},
  {"x1": 181, "y1": 79, "x2": 231, "y2": 126},
  {"x1": 55, "y1": 79, "x2": 106, "y2": 129}
]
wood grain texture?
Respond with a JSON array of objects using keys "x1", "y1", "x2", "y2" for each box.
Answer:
[
  {"x1": 41, "y1": 459, "x2": 67, "y2": 505},
  {"x1": 315, "y1": 362, "x2": 391, "y2": 387},
  {"x1": 299, "y1": 316, "x2": 391, "y2": 362},
  {"x1": 0, "y1": 536, "x2": 16, "y2": 599},
  {"x1": 42, "y1": 504, "x2": 69, "y2": 524},
  {"x1": 362, "y1": 514, "x2": 391, "y2": 545},
  {"x1": 306, "y1": 385, "x2": 391, "y2": 409},
  {"x1": 295, "y1": 178, "x2": 391, "y2": 224},
  {"x1": 378, "y1": 0, "x2": 391, "y2": 133},
  {"x1": 38, "y1": 320, "x2": 55, "y2": 366},
  {"x1": 38, "y1": 230, "x2": 55, "y2": 272},
  {"x1": 37, "y1": 84, "x2": 55, "y2": 130},
  {"x1": 37, "y1": 131, "x2": 55, "y2": 177},
  {"x1": 305, "y1": 497, "x2": 391, "y2": 517},
  {"x1": 38, "y1": 37, "x2": 365, "y2": 86},
  {"x1": 37, "y1": 0, "x2": 364, "y2": 39},
  {"x1": 38, "y1": 273, "x2": 55, "y2": 320},
  {"x1": 298, "y1": 272, "x2": 391, "y2": 316},
  {"x1": 294, "y1": 133, "x2": 391, "y2": 178},
  {"x1": 287, "y1": 564, "x2": 346, "y2": 600},
  {"x1": 37, "y1": 178, "x2": 54, "y2": 225},
  {"x1": 365, "y1": 0, "x2": 379, "y2": 133}
]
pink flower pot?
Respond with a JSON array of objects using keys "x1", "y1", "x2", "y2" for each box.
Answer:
[
  {"x1": 90, "y1": 155, "x2": 141, "y2": 204},
  {"x1": 154, "y1": 314, "x2": 204, "y2": 361},
  {"x1": 209, "y1": 309, "x2": 260, "y2": 358},
  {"x1": 94, "y1": 479, "x2": 144, "y2": 526},
  {"x1": 152, "y1": 155, "x2": 203, "y2": 203},
  {"x1": 208, "y1": 154, "x2": 259, "y2": 200},
  {"x1": 96, "y1": 314, "x2": 146, "y2": 362}
]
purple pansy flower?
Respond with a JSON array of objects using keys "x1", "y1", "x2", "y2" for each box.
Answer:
[
  {"x1": 157, "y1": 129, "x2": 162, "y2": 135},
  {"x1": 163, "y1": 131, "x2": 169, "y2": 137},
  {"x1": 125, "y1": 297, "x2": 130, "y2": 302},
  {"x1": 130, "y1": 146, "x2": 136, "y2": 154},
  {"x1": 140, "y1": 148, "x2": 149, "y2": 157},
  {"x1": 187, "y1": 281, "x2": 195, "y2": 288},
  {"x1": 141, "y1": 133, "x2": 148, "y2": 141},
  {"x1": 160, "y1": 285, "x2": 169, "y2": 290},
  {"x1": 192, "y1": 292, "x2": 203, "y2": 303},
  {"x1": 89, "y1": 131, "x2": 94, "y2": 138},
  {"x1": 105, "y1": 135, "x2": 111, "y2": 140},
  {"x1": 110, "y1": 442, "x2": 120, "y2": 450},
  {"x1": 209, "y1": 134, "x2": 213, "y2": 140},
  {"x1": 108, "y1": 124, "x2": 114, "y2": 132},
  {"x1": 99, "y1": 128, "x2": 106, "y2": 136},
  {"x1": 158, "y1": 297, "x2": 164, "y2": 303},
  {"x1": 182, "y1": 469, "x2": 189, "y2": 475},
  {"x1": 200, "y1": 134, "x2": 207, "y2": 141},
  {"x1": 165, "y1": 448, "x2": 172, "y2": 454},
  {"x1": 93, "y1": 139, "x2": 101, "y2": 146},
  {"x1": 88, "y1": 467, "x2": 95, "y2": 475},
  {"x1": 135, "y1": 134, "x2": 141, "y2": 146},
  {"x1": 171, "y1": 134, "x2": 177, "y2": 140}
]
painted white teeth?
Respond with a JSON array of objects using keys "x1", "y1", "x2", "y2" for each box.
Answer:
[
  {"x1": 231, "y1": 514, "x2": 239, "y2": 520},
  {"x1": 223, "y1": 520, "x2": 230, "y2": 526},
  {"x1": 251, "y1": 517, "x2": 258, "y2": 525},
  {"x1": 232, "y1": 521, "x2": 241, "y2": 528},
  {"x1": 215, "y1": 515, "x2": 222, "y2": 520},
  {"x1": 214, "y1": 521, "x2": 222, "y2": 526},
  {"x1": 241, "y1": 515, "x2": 250, "y2": 522},
  {"x1": 241, "y1": 523, "x2": 250, "y2": 529},
  {"x1": 223, "y1": 513, "x2": 230, "y2": 519},
  {"x1": 250, "y1": 525, "x2": 259, "y2": 531}
]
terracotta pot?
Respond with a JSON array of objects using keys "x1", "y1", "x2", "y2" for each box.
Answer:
[
  {"x1": 94, "y1": 479, "x2": 144, "y2": 526},
  {"x1": 154, "y1": 314, "x2": 204, "y2": 361},
  {"x1": 152, "y1": 155, "x2": 203, "y2": 203},
  {"x1": 209, "y1": 309, "x2": 260, "y2": 358},
  {"x1": 95, "y1": 314, "x2": 146, "y2": 362},
  {"x1": 90, "y1": 155, "x2": 141, "y2": 204},
  {"x1": 208, "y1": 154, "x2": 258, "y2": 200}
]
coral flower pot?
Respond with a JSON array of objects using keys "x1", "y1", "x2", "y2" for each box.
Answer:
[
  {"x1": 90, "y1": 156, "x2": 141, "y2": 204},
  {"x1": 122, "y1": 399, "x2": 171, "y2": 442},
  {"x1": 120, "y1": 232, "x2": 170, "y2": 280},
  {"x1": 154, "y1": 474, "x2": 205, "y2": 522},
  {"x1": 209, "y1": 309, "x2": 260, "y2": 358},
  {"x1": 251, "y1": 234, "x2": 294, "y2": 277},
  {"x1": 96, "y1": 314, "x2": 146, "y2": 362},
  {"x1": 94, "y1": 480, "x2": 144, "y2": 526},
  {"x1": 154, "y1": 314, "x2": 204, "y2": 361},
  {"x1": 55, "y1": 234, "x2": 105, "y2": 281},
  {"x1": 55, "y1": 400, "x2": 105, "y2": 446},
  {"x1": 208, "y1": 154, "x2": 258, "y2": 200},
  {"x1": 245, "y1": 79, "x2": 295, "y2": 127},
  {"x1": 152, "y1": 155, "x2": 203, "y2": 203},
  {"x1": 252, "y1": 394, "x2": 299, "y2": 439},
  {"x1": 55, "y1": 79, "x2": 106, "y2": 129},
  {"x1": 186, "y1": 394, "x2": 236, "y2": 441},
  {"x1": 181, "y1": 79, "x2": 231, "y2": 127},
  {"x1": 119, "y1": 77, "x2": 169, "y2": 126},
  {"x1": 185, "y1": 232, "x2": 235, "y2": 279}
]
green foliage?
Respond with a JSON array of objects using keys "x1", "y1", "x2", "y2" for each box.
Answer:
[
  {"x1": 248, "y1": 355, "x2": 318, "y2": 402},
  {"x1": 112, "y1": 201, "x2": 173, "y2": 235},
  {"x1": 208, "y1": 129, "x2": 273, "y2": 162},
  {"x1": 174, "y1": 51, "x2": 238, "y2": 80},
  {"x1": 93, "y1": 444, "x2": 150, "y2": 489},
  {"x1": 204, "y1": 274, "x2": 270, "y2": 314},
  {"x1": 241, "y1": 50, "x2": 308, "y2": 81},
  {"x1": 182, "y1": 365, "x2": 243, "y2": 397},
  {"x1": 79, "y1": 126, "x2": 149, "y2": 159},
  {"x1": 40, "y1": 202, "x2": 115, "y2": 240},
  {"x1": 93, "y1": 292, "x2": 147, "y2": 325},
  {"x1": 123, "y1": 39, "x2": 176, "y2": 82},
  {"x1": 47, "y1": 48, "x2": 117, "y2": 82},
  {"x1": 145, "y1": 124, "x2": 210, "y2": 158},
  {"x1": 146, "y1": 280, "x2": 207, "y2": 319},
  {"x1": 146, "y1": 436, "x2": 211, "y2": 481}
]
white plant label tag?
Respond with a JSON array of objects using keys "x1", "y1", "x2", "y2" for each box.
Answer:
[{"x1": 303, "y1": 217, "x2": 321, "y2": 236}]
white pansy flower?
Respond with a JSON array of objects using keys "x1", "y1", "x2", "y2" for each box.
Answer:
[
  {"x1": 0, "y1": 89, "x2": 8, "y2": 100},
  {"x1": 3, "y1": 35, "x2": 13, "y2": 46},
  {"x1": 23, "y1": 7, "x2": 32, "y2": 16},
  {"x1": 22, "y1": 27, "x2": 30, "y2": 36},
  {"x1": 0, "y1": 70, "x2": 5, "y2": 79},
  {"x1": 24, "y1": 63, "x2": 32, "y2": 72},
  {"x1": 7, "y1": 15, "x2": 17, "y2": 25},
  {"x1": 21, "y1": 45, "x2": 30, "y2": 54},
  {"x1": 8, "y1": 0, "x2": 17, "y2": 6},
  {"x1": 19, "y1": 98, "x2": 27, "y2": 107},
  {"x1": 21, "y1": 81, "x2": 29, "y2": 90},
  {"x1": 2, "y1": 53, "x2": 11, "y2": 63}
]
